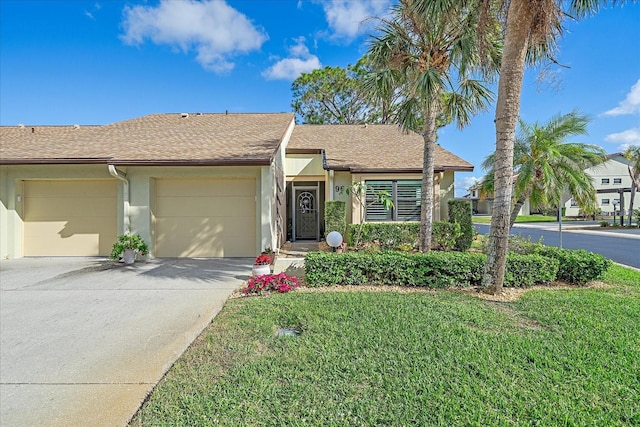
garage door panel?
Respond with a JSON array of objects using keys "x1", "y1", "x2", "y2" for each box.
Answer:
[
  {"x1": 24, "y1": 197, "x2": 117, "y2": 219},
  {"x1": 156, "y1": 196, "x2": 255, "y2": 217},
  {"x1": 23, "y1": 180, "x2": 117, "y2": 257},
  {"x1": 156, "y1": 178, "x2": 254, "y2": 197},
  {"x1": 156, "y1": 218, "x2": 255, "y2": 257},
  {"x1": 25, "y1": 180, "x2": 117, "y2": 198},
  {"x1": 155, "y1": 178, "x2": 257, "y2": 257}
]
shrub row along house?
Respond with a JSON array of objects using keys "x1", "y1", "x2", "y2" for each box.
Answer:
[{"x1": 0, "y1": 113, "x2": 472, "y2": 259}]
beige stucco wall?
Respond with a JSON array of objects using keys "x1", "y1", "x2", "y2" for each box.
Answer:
[
  {"x1": 0, "y1": 164, "x2": 274, "y2": 259},
  {"x1": 330, "y1": 171, "x2": 352, "y2": 223},
  {"x1": 285, "y1": 153, "x2": 325, "y2": 177},
  {"x1": 439, "y1": 171, "x2": 455, "y2": 221}
]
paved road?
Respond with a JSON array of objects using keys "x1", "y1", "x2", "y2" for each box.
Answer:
[
  {"x1": 0, "y1": 257, "x2": 251, "y2": 427},
  {"x1": 476, "y1": 224, "x2": 640, "y2": 269}
]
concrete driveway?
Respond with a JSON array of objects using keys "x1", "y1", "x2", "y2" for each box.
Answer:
[{"x1": 0, "y1": 257, "x2": 252, "y2": 427}]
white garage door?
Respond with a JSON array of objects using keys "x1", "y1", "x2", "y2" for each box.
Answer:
[
  {"x1": 155, "y1": 178, "x2": 256, "y2": 257},
  {"x1": 23, "y1": 180, "x2": 117, "y2": 256}
]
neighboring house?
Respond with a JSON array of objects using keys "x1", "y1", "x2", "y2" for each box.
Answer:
[
  {"x1": 0, "y1": 113, "x2": 473, "y2": 259},
  {"x1": 564, "y1": 153, "x2": 633, "y2": 217},
  {"x1": 463, "y1": 175, "x2": 531, "y2": 216}
]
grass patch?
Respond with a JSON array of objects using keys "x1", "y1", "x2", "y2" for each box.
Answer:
[{"x1": 131, "y1": 268, "x2": 640, "y2": 426}]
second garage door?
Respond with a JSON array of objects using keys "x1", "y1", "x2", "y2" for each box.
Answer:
[{"x1": 155, "y1": 178, "x2": 256, "y2": 257}]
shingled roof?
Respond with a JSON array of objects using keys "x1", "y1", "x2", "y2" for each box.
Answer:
[
  {"x1": 1, "y1": 115, "x2": 474, "y2": 172},
  {"x1": 288, "y1": 124, "x2": 473, "y2": 172},
  {"x1": 0, "y1": 113, "x2": 295, "y2": 165}
]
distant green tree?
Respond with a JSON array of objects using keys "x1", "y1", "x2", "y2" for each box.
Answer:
[{"x1": 291, "y1": 57, "x2": 386, "y2": 124}]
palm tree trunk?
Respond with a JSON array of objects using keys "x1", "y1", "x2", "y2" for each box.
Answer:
[
  {"x1": 482, "y1": 0, "x2": 534, "y2": 294},
  {"x1": 419, "y1": 97, "x2": 438, "y2": 252},
  {"x1": 509, "y1": 190, "x2": 530, "y2": 228}
]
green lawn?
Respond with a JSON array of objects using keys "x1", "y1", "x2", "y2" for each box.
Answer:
[
  {"x1": 131, "y1": 265, "x2": 640, "y2": 426},
  {"x1": 473, "y1": 215, "x2": 567, "y2": 224}
]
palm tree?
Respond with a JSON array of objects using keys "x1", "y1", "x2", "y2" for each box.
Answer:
[
  {"x1": 480, "y1": 0, "x2": 632, "y2": 294},
  {"x1": 480, "y1": 111, "x2": 607, "y2": 227},
  {"x1": 623, "y1": 145, "x2": 640, "y2": 226},
  {"x1": 366, "y1": 0, "x2": 501, "y2": 252}
]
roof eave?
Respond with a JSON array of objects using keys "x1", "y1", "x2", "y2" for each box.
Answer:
[
  {"x1": 0, "y1": 158, "x2": 272, "y2": 166},
  {"x1": 324, "y1": 165, "x2": 474, "y2": 173},
  {"x1": 0, "y1": 158, "x2": 112, "y2": 165}
]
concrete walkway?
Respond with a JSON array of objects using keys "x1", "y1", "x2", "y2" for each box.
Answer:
[{"x1": 0, "y1": 257, "x2": 252, "y2": 427}]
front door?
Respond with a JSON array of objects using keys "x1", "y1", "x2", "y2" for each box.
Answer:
[{"x1": 294, "y1": 188, "x2": 318, "y2": 240}]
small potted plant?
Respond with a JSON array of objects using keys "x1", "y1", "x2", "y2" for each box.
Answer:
[
  {"x1": 251, "y1": 253, "x2": 272, "y2": 276},
  {"x1": 110, "y1": 233, "x2": 148, "y2": 265},
  {"x1": 261, "y1": 246, "x2": 275, "y2": 265}
]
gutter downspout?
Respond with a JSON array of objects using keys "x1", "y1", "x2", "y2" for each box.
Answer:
[{"x1": 108, "y1": 165, "x2": 130, "y2": 233}]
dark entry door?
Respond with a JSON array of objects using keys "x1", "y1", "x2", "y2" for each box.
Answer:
[{"x1": 295, "y1": 188, "x2": 318, "y2": 240}]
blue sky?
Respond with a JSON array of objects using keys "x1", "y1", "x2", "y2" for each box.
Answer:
[{"x1": 1, "y1": 0, "x2": 639, "y2": 195}]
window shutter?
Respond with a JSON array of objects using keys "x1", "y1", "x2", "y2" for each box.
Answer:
[
  {"x1": 396, "y1": 180, "x2": 421, "y2": 221},
  {"x1": 365, "y1": 181, "x2": 392, "y2": 221}
]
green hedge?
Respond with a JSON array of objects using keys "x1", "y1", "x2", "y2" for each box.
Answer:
[
  {"x1": 448, "y1": 200, "x2": 473, "y2": 251},
  {"x1": 534, "y1": 247, "x2": 611, "y2": 285},
  {"x1": 324, "y1": 201, "x2": 346, "y2": 239},
  {"x1": 347, "y1": 222, "x2": 419, "y2": 250},
  {"x1": 346, "y1": 221, "x2": 464, "y2": 251},
  {"x1": 432, "y1": 221, "x2": 461, "y2": 251},
  {"x1": 481, "y1": 235, "x2": 611, "y2": 286},
  {"x1": 305, "y1": 251, "x2": 558, "y2": 288}
]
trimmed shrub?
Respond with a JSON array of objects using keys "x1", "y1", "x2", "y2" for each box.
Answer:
[
  {"x1": 347, "y1": 221, "x2": 463, "y2": 251},
  {"x1": 432, "y1": 221, "x2": 461, "y2": 251},
  {"x1": 324, "y1": 201, "x2": 346, "y2": 238},
  {"x1": 448, "y1": 200, "x2": 474, "y2": 251},
  {"x1": 347, "y1": 222, "x2": 419, "y2": 250},
  {"x1": 534, "y1": 246, "x2": 611, "y2": 285},
  {"x1": 304, "y1": 251, "x2": 556, "y2": 288},
  {"x1": 481, "y1": 234, "x2": 610, "y2": 286},
  {"x1": 505, "y1": 253, "x2": 558, "y2": 287}
]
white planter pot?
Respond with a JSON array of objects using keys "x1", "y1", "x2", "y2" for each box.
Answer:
[
  {"x1": 252, "y1": 264, "x2": 271, "y2": 276},
  {"x1": 123, "y1": 248, "x2": 136, "y2": 265}
]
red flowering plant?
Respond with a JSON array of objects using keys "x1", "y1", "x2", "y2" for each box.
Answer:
[
  {"x1": 254, "y1": 254, "x2": 271, "y2": 265},
  {"x1": 243, "y1": 273, "x2": 299, "y2": 296}
]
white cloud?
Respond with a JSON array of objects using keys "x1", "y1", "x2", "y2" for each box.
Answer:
[
  {"x1": 603, "y1": 79, "x2": 640, "y2": 116},
  {"x1": 455, "y1": 176, "x2": 481, "y2": 197},
  {"x1": 262, "y1": 38, "x2": 321, "y2": 80},
  {"x1": 320, "y1": 0, "x2": 391, "y2": 41},
  {"x1": 120, "y1": 0, "x2": 267, "y2": 73},
  {"x1": 605, "y1": 128, "x2": 640, "y2": 151}
]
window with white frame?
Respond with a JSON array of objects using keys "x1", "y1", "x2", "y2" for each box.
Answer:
[
  {"x1": 570, "y1": 199, "x2": 578, "y2": 207},
  {"x1": 602, "y1": 198, "x2": 610, "y2": 205},
  {"x1": 601, "y1": 178, "x2": 610, "y2": 184},
  {"x1": 613, "y1": 178, "x2": 622, "y2": 184},
  {"x1": 365, "y1": 180, "x2": 421, "y2": 221}
]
